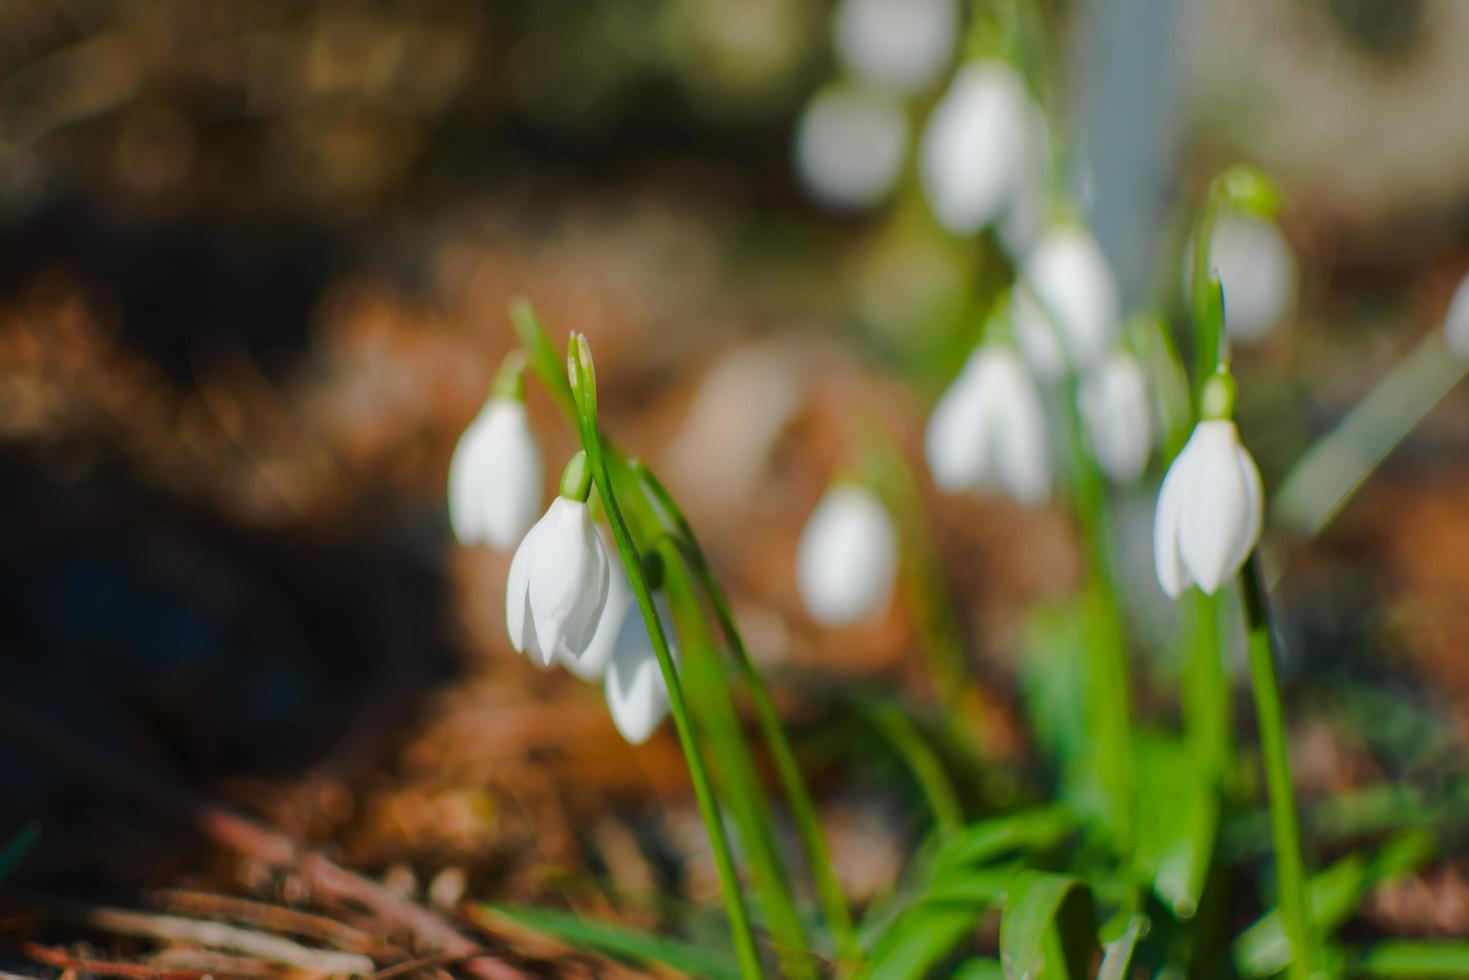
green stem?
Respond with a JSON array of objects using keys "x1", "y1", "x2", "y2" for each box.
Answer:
[
  {"x1": 567, "y1": 337, "x2": 765, "y2": 980},
  {"x1": 1191, "y1": 186, "x2": 1226, "y2": 384},
  {"x1": 1240, "y1": 554, "x2": 1314, "y2": 980},
  {"x1": 1183, "y1": 590, "x2": 1229, "y2": 779},
  {"x1": 631, "y1": 461, "x2": 859, "y2": 964}
]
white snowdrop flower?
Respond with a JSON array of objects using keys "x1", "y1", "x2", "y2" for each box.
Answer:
[
  {"x1": 1079, "y1": 352, "x2": 1154, "y2": 485},
  {"x1": 919, "y1": 60, "x2": 1030, "y2": 236},
  {"x1": 1443, "y1": 270, "x2": 1469, "y2": 362},
  {"x1": 1153, "y1": 391, "x2": 1264, "y2": 598},
  {"x1": 605, "y1": 592, "x2": 678, "y2": 745},
  {"x1": 925, "y1": 345, "x2": 1051, "y2": 504},
  {"x1": 833, "y1": 0, "x2": 958, "y2": 95},
  {"x1": 506, "y1": 452, "x2": 611, "y2": 668},
  {"x1": 797, "y1": 484, "x2": 898, "y2": 626},
  {"x1": 1013, "y1": 227, "x2": 1121, "y2": 378},
  {"x1": 795, "y1": 84, "x2": 908, "y2": 212},
  {"x1": 1186, "y1": 212, "x2": 1298, "y2": 342},
  {"x1": 996, "y1": 105, "x2": 1053, "y2": 258},
  {"x1": 560, "y1": 534, "x2": 632, "y2": 682},
  {"x1": 447, "y1": 357, "x2": 542, "y2": 550}
]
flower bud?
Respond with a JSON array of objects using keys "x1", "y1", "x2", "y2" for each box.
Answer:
[
  {"x1": 1079, "y1": 352, "x2": 1154, "y2": 484},
  {"x1": 1185, "y1": 212, "x2": 1297, "y2": 342},
  {"x1": 1153, "y1": 419, "x2": 1264, "y2": 597},
  {"x1": 925, "y1": 346, "x2": 1051, "y2": 504},
  {"x1": 605, "y1": 595, "x2": 678, "y2": 745},
  {"x1": 833, "y1": 0, "x2": 957, "y2": 95},
  {"x1": 919, "y1": 61, "x2": 1030, "y2": 235},
  {"x1": 1013, "y1": 227, "x2": 1120, "y2": 378},
  {"x1": 795, "y1": 84, "x2": 908, "y2": 212},
  {"x1": 797, "y1": 484, "x2": 898, "y2": 626},
  {"x1": 505, "y1": 465, "x2": 611, "y2": 667},
  {"x1": 447, "y1": 393, "x2": 543, "y2": 550}
]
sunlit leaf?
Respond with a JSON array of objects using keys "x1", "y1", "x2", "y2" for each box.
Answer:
[{"x1": 999, "y1": 872, "x2": 1097, "y2": 980}]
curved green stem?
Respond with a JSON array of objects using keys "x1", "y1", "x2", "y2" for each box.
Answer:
[
  {"x1": 631, "y1": 460, "x2": 859, "y2": 963},
  {"x1": 567, "y1": 336, "x2": 765, "y2": 980},
  {"x1": 1240, "y1": 554, "x2": 1314, "y2": 979}
]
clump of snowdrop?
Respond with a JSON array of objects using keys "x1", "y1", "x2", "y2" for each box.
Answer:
[
  {"x1": 1079, "y1": 351, "x2": 1154, "y2": 485},
  {"x1": 604, "y1": 554, "x2": 678, "y2": 745},
  {"x1": 1153, "y1": 373, "x2": 1264, "y2": 597},
  {"x1": 919, "y1": 60, "x2": 1032, "y2": 236},
  {"x1": 1187, "y1": 212, "x2": 1298, "y2": 342},
  {"x1": 925, "y1": 344, "x2": 1051, "y2": 505},
  {"x1": 832, "y1": 0, "x2": 958, "y2": 95},
  {"x1": 794, "y1": 83, "x2": 909, "y2": 212},
  {"x1": 1013, "y1": 226, "x2": 1121, "y2": 378},
  {"x1": 448, "y1": 352, "x2": 543, "y2": 550},
  {"x1": 797, "y1": 483, "x2": 898, "y2": 626},
  {"x1": 506, "y1": 451, "x2": 611, "y2": 667},
  {"x1": 1443, "y1": 269, "x2": 1469, "y2": 362}
]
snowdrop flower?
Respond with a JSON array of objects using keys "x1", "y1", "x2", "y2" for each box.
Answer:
[
  {"x1": 1153, "y1": 376, "x2": 1264, "y2": 598},
  {"x1": 1443, "y1": 270, "x2": 1469, "y2": 362},
  {"x1": 795, "y1": 83, "x2": 908, "y2": 212},
  {"x1": 560, "y1": 533, "x2": 632, "y2": 682},
  {"x1": 1079, "y1": 351, "x2": 1154, "y2": 484},
  {"x1": 506, "y1": 452, "x2": 611, "y2": 667},
  {"x1": 605, "y1": 588, "x2": 678, "y2": 745},
  {"x1": 919, "y1": 60, "x2": 1030, "y2": 236},
  {"x1": 1013, "y1": 227, "x2": 1121, "y2": 378},
  {"x1": 797, "y1": 484, "x2": 898, "y2": 626},
  {"x1": 925, "y1": 345, "x2": 1050, "y2": 504},
  {"x1": 1186, "y1": 212, "x2": 1298, "y2": 342},
  {"x1": 833, "y1": 0, "x2": 957, "y2": 95},
  {"x1": 447, "y1": 354, "x2": 543, "y2": 549}
]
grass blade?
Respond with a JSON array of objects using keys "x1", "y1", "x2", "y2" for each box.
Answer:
[{"x1": 484, "y1": 906, "x2": 742, "y2": 980}]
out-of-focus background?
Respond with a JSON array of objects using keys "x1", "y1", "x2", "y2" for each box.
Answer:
[{"x1": 3, "y1": 0, "x2": 1469, "y2": 974}]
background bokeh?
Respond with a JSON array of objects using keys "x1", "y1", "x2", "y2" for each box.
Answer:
[{"x1": 3, "y1": 0, "x2": 1469, "y2": 971}]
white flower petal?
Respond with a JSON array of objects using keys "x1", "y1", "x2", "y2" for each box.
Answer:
[
  {"x1": 605, "y1": 598, "x2": 677, "y2": 745},
  {"x1": 925, "y1": 353, "x2": 991, "y2": 491},
  {"x1": 561, "y1": 538, "x2": 632, "y2": 682},
  {"x1": 797, "y1": 485, "x2": 899, "y2": 626},
  {"x1": 1153, "y1": 440, "x2": 1195, "y2": 599},
  {"x1": 1227, "y1": 441, "x2": 1266, "y2": 575},
  {"x1": 919, "y1": 61, "x2": 1030, "y2": 235},
  {"x1": 1015, "y1": 227, "x2": 1119, "y2": 378},
  {"x1": 1080, "y1": 353, "x2": 1153, "y2": 484},
  {"x1": 520, "y1": 498, "x2": 610, "y2": 667},
  {"x1": 795, "y1": 84, "x2": 909, "y2": 212},
  {"x1": 990, "y1": 354, "x2": 1051, "y2": 504},
  {"x1": 505, "y1": 517, "x2": 544, "y2": 654},
  {"x1": 1178, "y1": 422, "x2": 1251, "y2": 595},
  {"x1": 448, "y1": 400, "x2": 543, "y2": 549},
  {"x1": 1184, "y1": 213, "x2": 1297, "y2": 342},
  {"x1": 1444, "y1": 271, "x2": 1469, "y2": 362},
  {"x1": 833, "y1": 0, "x2": 957, "y2": 94}
]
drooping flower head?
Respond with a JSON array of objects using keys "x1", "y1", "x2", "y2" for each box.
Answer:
[
  {"x1": 833, "y1": 0, "x2": 958, "y2": 95},
  {"x1": 1185, "y1": 212, "x2": 1298, "y2": 342},
  {"x1": 797, "y1": 483, "x2": 898, "y2": 626},
  {"x1": 919, "y1": 60, "x2": 1031, "y2": 236},
  {"x1": 795, "y1": 83, "x2": 909, "y2": 212},
  {"x1": 1079, "y1": 350, "x2": 1154, "y2": 485},
  {"x1": 604, "y1": 553, "x2": 678, "y2": 745},
  {"x1": 506, "y1": 451, "x2": 611, "y2": 667},
  {"x1": 560, "y1": 528, "x2": 632, "y2": 682},
  {"x1": 926, "y1": 344, "x2": 1051, "y2": 505},
  {"x1": 1013, "y1": 226, "x2": 1121, "y2": 378},
  {"x1": 1153, "y1": 373, "x2": 1264, "y2": 597},
  {"x1": 448, "y1": 351, "x2": 543, "y2": 549}
]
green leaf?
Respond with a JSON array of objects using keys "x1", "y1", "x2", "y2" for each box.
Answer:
[
  {"x1": 1344, "y1": 941, "x2": 1469, "y2": 977},
  {"x1": 0, "y1": 822, "x2": 39, "y2": 883},
  {"x1": 1097, "y1": 915, "x2": 1148, "y2": 980},
  {"x1": 1234, "y1": 830, "x2": 1436, "y2": 977},
  {"x1": 1133, "y1": 734, "x2": 1218, "y2": 919},
  {"x1": 931, "y1": 808, "x2": 1073, "y2": 875},
  {"x1": 999, "y1": 872, "x2": 1098, "y2": 980},
  {"x1": 868, "y1": 908, "x2": 982, "y2": 980},
  {"x1": 953, "y1": 960, "x2": 1005, "y2": 980},
  {"x1": 485, "y1": 906, "x2": 742, "y2": 980}
]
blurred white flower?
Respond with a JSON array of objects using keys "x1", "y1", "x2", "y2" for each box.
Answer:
[
  {"x1": 605, "y1": 595, "x2": 678, "y2": 745},
  {"x1": 1079, "y1": 352, "x2": 1154, "y2": 484},
  {"x1": 833, "y1": 0, "x2": 957, "y2": 95},
  {"x1": 925, "y1": 346, "x2": 1050, "y2": 504},
  {"x1": 919, "y1": 60, "x2": 1030, "y2": 235},
  {"x1": 1153, "y1": 419, "x2": 1263, "y2": 598},
  {"x1": 795, "y1": 84, "x2": 908, "y2": 212},
  {"x1": 506, "y1": 471, "x2": 611, "y2": 667},
  {"x1": 1186, "y1": 212, "x2": 1298, "y2": 342},
  {"x1": 995, "y1": 104, "x2": 1053, "y2": 258},
  {"x1": 560, "y1": 535, "x2": 632, "y2": 682},
  {"x1": 1014, "y1": 227, "x2": 1120, "y2": 378},
  {"x1": 797, "y1": 484, "x2": 898, "y2": 626},
  {"x1": 447, "y1": 398, "x2": 542, "y2": 549},
  {"x1": 1443, "y1": 270, "x2": 1469, "y2": 362}
]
